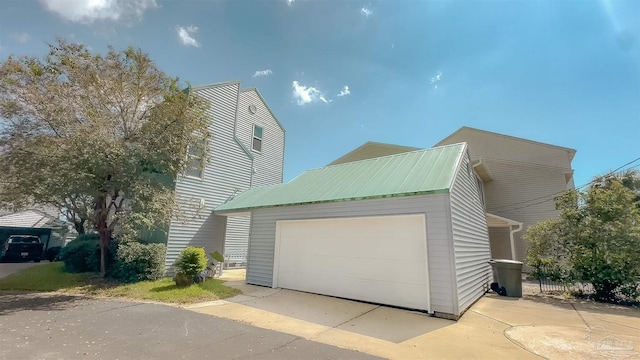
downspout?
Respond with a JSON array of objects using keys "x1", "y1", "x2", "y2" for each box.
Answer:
[{"x1": 509, "y1": 223, "x2": 523, "y2": 261}]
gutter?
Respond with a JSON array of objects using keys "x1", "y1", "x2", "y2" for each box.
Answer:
[{"x1": 509, "y1": 223, "x2": 523, "y2": 260}]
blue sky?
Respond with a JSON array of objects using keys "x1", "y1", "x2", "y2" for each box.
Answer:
[{"x1": 1, "y1": 0, "x2": 639, "y2": 186}]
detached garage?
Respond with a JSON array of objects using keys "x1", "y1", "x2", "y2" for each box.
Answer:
[{"x1": 215, "y1": 143, "x2": 491, "y2": 319}]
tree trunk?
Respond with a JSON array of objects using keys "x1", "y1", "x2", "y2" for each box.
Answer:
[
  {"x1": 74, "y1": 220, "x2": 85, "y2": 235},
  {"x1": 95, "y1": 196, "x2": 112, "y2": 276}
]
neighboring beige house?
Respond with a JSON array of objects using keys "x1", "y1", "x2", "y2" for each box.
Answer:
[
  {"x1": 435, "y1": 127, "x2": 575, "y2": 263},
  {"x1": 327, "y1": 127, "x2": 576, "y2": 264}
]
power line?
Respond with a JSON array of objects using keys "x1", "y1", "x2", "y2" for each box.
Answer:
[{"x1": 486, "y1": 158, "x2": 640, "y2": 213}]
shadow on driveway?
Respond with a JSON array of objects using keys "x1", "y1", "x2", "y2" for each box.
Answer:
[{"x1": 0, "y1": 292, "x2": 89, "y2": 316}]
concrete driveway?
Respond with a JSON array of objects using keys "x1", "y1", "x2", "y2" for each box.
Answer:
[
  {"x1": 0, "y1": 261, "x2": 47, "y2": 278},
  {"x1": 189, "y1": 270, "x2": 640, "y2": 359},
  {"x1": 0, "y1": 292, "x2": 381, "y2": 360}
]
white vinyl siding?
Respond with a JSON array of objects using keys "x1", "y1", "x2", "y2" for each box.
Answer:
[
  {"x1": 449, "y1": 149, "x2": 492, "y2": 315},
  {"x1": 236, "y1": 89, "x2": 285, "y2": 187},
  {"x1": 166, "y1": 82, "x2": 252, "y2": 271},
  {"x1": 246, "y1": 194, "x2": 457, "y2": 316},
  {"x1": 224, "y1": 215, "x2": 250, "y2": 254}
]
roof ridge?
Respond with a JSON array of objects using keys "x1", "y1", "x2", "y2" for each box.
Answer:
[
  {"x1": 320, "y1": 142, "x2": 465, "y2": 170},
  {"x1": 437, "y1": 126, "x2": 576, "y2": 154}
]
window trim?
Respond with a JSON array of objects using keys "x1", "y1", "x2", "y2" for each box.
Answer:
[
  {"x1": 252, "y1": 124, "x2": 263, "y2": 153},
  {"x1": 186, "y1": 138, "x2": 206, "y2": 180}
]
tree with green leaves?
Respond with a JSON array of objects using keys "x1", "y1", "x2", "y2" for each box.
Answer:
[
  {"x1": 593, "y1": 168, "x2": 640, "y2": 206},
  {"x1": 525, "y1": 178, "x2": 640, "y2": 301},
  {"x1": 0, "y1": 39, "x2": 210, "y2": 275}
]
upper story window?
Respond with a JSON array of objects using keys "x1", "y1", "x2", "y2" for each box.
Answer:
[
  {"x1": 252, "y1": 124, "x2": 263, "y2": 152},
  {"x1": 475, "y1": 174, "x2": 486, "y2": 208},
  {"x1": 186, "y1": 138, "x2": 206, "y2": 179}
]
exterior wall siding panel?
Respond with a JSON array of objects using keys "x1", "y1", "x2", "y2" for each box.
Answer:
[
  {"x1": 488, "y1": 227, "x2": 512, "y2": 259},
  {"x1": 246, "y1": 194, "x2": 456, "y2": 315},
  {"x1": 237, "y1": 89, "x2": 285, "y2": 187},
  {"x1": 449, "y1": 149, "x2": 492, "y2": 315},
  {"x1": 437, "y1": 128, "x2": 575, "y2": 266},
  {"x1": 166, "y1": 82, "x2": 252, "y2": 271},
  {"x1": 482, "y1": 159, "x2": 568, "y2": 261}
]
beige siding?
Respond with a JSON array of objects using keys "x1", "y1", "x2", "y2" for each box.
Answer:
[
  {"x1": 328, "y1": 142, "x2": 419, "y2": 165},
  {"x1": 247, "y1": 194, "x2": 457, "y2": 316},
  {"x1": 482, "y1": 159, "x2": 567, "y2": 262},
  {"x1": 166, "y1": 82, "x2": 252, "y2": 271},
  {"x1": 436, "y1": 128, "x2": 575, "y2": 170},
  {"x1": 449, "y1": 149, "x2": 492, "y2": 315},
  {"x1": 437, "y1": 128, "x2": 575, "y2": 265},
  {"x1": 488, "y1": 227, "x2": 512, "y2": 259}
]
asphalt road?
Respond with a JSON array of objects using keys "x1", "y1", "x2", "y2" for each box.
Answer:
[{"x1": 0, "y1": 293, "x2": 381, "y2": 360}]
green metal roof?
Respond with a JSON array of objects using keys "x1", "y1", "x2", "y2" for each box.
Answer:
[{"x1": 215, "y1": 143, "x2": 466, "y2": 213}]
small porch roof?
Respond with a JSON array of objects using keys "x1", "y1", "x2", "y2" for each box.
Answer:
[{"x1": 486, "y1": 213, "x2": 522, "y2": 227}]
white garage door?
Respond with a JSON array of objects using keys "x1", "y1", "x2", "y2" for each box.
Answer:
[{"x1": 273, "y1": 214, "x2": 430, "y2": 311}]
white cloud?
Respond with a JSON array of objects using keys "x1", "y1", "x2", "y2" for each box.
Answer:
[
  {"x1": 286, "y1": 0, "x2": 295, "y2": 5},
  {"x1": 361, "y1": 6, "x2": 372, "y2": 17},
  {"x1": 39, "y1": 0, "x2": 157, "y2": 24},
  {"x1": 292, "y1": 81, "x2": 328, "y2": 105},
  {"x1": 176, "y1": 26, "x2": 200, "y2": 47},
  {"x1": 11, "y1": 32, "x2": 30, "y2": 43},
  {"x1": 253, "y1": 69, "x2": 273, "y2": 78},
  {"x1": 337, "y1": 85, "x2": 350, "y2": 97},
  {"x1": 430, "y1": 71, "x2": 442, "y2": 88}
]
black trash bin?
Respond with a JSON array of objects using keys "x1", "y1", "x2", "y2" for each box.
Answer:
[{"x1": 488, "y1": 259, "x2": 523, "y2": 298}]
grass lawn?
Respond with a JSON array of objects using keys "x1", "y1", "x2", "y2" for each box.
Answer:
[
  {"x1": 0, "y1": 262, "x2": 241, "y2": 304},
  {"x1": 0, "y1": 262, "x2": 91, "y2": 291}
]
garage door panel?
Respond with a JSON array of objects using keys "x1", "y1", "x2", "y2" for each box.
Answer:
[
  {"x1": 278, "y1": 269, "x2": 429, "y2": 310},
  {"x1": 275, "y1": 215, "x2": 429, "y2": 311},
  {"x1": 278, "y1": 256, "x2": 427, "y2": 285}
]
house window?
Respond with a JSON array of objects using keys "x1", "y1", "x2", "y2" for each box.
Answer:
[
  {"x1": 252, "y1": 125, "x2": 263, "y2": 152},
  {"x1": 476, "y1": 174, "x2": 486, "y2": 208},
  {"x1": 186, "y1": 138, "x2": 206, "y2": 179}
]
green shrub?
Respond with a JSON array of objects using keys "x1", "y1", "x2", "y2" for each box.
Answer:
[
  {"x1": 45, "y1": 246, "x2": 62, "y2": 262},
  {"x1": 110, "y1": 242, "x2": 166, "y2": 283},
  {"x1": 74, "y1": 233, "x2": 101, "y2": 242},
  {"x1": 210, "y1": 251, "x2": 224, "y2": 263},
  {"x1": 174, "y1": 246, "x2": 207, "y2": 276},
  {"x1": 526, "y1": 183, "x2": 640, "y2": 302},
  {"x1": 59, "y1": 238, "x2": 100, "y2": 273},
  {"x1": 173, "y1": 273, "x2": 192, "y2": 287},
  {"x1": 59, "y1": 234, "x2": 116, "y2": 273}
]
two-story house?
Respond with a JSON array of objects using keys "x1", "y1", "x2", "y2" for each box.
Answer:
[{"x1": 164, "y1": 81, "x2": 285, "y2": 271}]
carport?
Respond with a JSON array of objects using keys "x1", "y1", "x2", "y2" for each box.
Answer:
[{"x1": 0, "y1": 210, "x2": 72, "y2": 251}]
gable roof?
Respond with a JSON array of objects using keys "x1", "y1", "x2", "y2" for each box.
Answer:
[
  {"x1": 0, "y1": 210, "x2": 66, "y2": 229},
  {"x1": 328, "y1": 141, "x2": 421, "y2": 165},
  {"x1": 435, "y1": 126, "x2": 576, "y2": 160},
  {"x1": 216, "y1": 143, "x2": 466, "y2": 213},
  {"x1": 240, "y1": 87, "x2": 286, "y2": 134}
]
